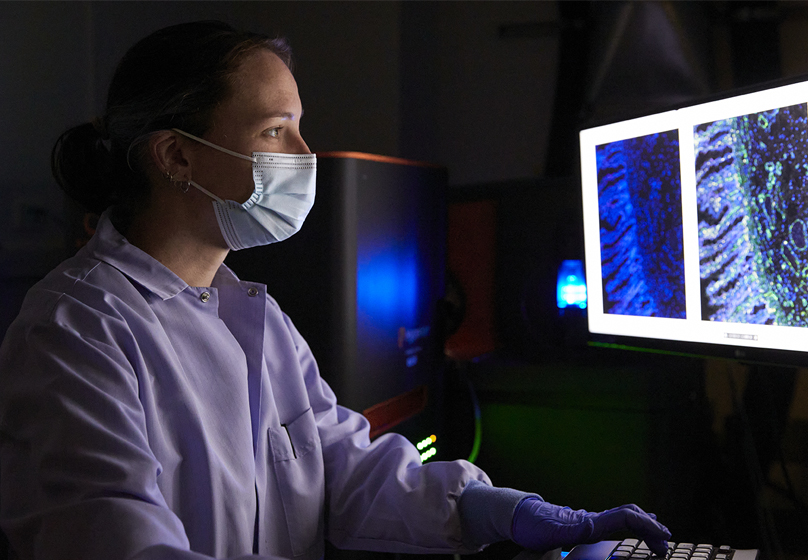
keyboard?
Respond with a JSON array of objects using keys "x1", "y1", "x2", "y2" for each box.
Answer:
[{"x1": 564, "y1": 539, "x2": 759, "y2": 560}]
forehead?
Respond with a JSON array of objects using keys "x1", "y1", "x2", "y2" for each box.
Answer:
[{"x1": 216, "y1": 49, "x2": 301, "y2": 125}]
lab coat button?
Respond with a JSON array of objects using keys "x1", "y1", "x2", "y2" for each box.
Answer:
[
  {"x1": 200, "y1": 291, "x2": 211, "y2": 303},
  {"x1": 248, "y1": 287, "x2": 259, "y2": 297}
]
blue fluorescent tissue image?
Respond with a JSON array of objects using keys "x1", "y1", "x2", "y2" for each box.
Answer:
[
  {"x1": 696, "y1": 103, "x2": 808, "y2": 326},
  {"x1": 597, "y1": 130, "x2": 686, "y2": 318}
]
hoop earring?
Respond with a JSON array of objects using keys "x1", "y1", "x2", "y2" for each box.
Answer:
[{"x1": 164, "y1": 168, "x2": 189, "y2": 193}]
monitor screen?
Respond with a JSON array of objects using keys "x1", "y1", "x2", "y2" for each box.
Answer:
[{"x1": 579, "y1": 77, "x2": 808, "y2": 364}]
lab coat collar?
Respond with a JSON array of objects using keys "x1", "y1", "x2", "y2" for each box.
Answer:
[{"x1": 87, "y1": 210, "x2": 192, "y2": 301}]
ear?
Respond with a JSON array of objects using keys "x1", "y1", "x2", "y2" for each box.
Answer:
[{"x1": 148, "y1": 130, "x2": 192, "y2": 181}]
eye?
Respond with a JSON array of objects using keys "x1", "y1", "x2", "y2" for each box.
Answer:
[{"x1": 264, "y1": 126, "x2": 283, "y2": 138}]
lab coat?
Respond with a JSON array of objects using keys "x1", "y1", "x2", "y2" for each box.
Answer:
[{"x1": 0, "y1": 212, "x2": 491, "y2": 560}]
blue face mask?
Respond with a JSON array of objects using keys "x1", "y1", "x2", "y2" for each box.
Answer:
[{"x1": 173, "y1": 128, "x2": 316, "y2": 251}]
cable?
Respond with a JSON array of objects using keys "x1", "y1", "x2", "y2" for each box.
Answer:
[
  {"x1": 447, "y1": 359, "x2": 483, "y2": 464},
  {"x1": 467, "y1": 374, "x2": 482, "y2": 464}
]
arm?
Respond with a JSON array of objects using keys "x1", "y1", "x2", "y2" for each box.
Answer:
[
  {"x1": 320, "y1": 407, "x2": 489, "y2": 554},
  {"x1": 279, "y1": 315, "x2": 491, "y2": 554}
]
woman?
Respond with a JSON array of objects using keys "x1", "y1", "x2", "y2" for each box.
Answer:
[{"x1": 0, "y1": 21, "x2": 671, "y2": 560}]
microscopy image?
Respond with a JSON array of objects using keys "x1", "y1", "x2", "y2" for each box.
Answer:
[
  {"x1": 597, "y1": 130, "x2": 686, "y2": 318},
  {"x1": 696, "y1": 103, "x2": 808, "y2": 326}
]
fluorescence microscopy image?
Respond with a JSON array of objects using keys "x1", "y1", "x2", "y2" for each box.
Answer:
[
  {"x1": 696, "y1": 103, "x2": 808, "y2": 326},
  {"x1": 597, "y1": 130, "x2": 686, "y2": 318}
]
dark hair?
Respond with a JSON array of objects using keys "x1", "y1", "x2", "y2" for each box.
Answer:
[{"x1": 52, "y1": 20, "x2": 292, "y2": 216}]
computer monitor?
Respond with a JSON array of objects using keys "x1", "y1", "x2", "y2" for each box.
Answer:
[{"x1": 578, "y1": 76, "x2": 808, "y2": 366}]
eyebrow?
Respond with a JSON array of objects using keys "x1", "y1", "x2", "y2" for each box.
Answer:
[{"x1": 263, "y1": 110, "x2": 304, "y2": 120}]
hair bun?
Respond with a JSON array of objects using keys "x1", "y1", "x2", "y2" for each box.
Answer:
[{"x1": 51, "y1": 122, "x2": 118, "y2": 215}]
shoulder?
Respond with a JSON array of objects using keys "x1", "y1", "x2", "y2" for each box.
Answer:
[
  {"x1": 0, "y1": 253, "x2": 149, "y2": 411},
  {"x1": 3, "y1": 250, "x2": 150, "y2": 356}
]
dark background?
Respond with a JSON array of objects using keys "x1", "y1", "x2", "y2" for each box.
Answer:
[{"x1": 1, "y1": 2, "x2": 808, "y2": 560}]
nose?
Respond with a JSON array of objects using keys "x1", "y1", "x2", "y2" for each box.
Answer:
[{"x1": 293, "y1": 131, "x2": 311, "y2": 155}]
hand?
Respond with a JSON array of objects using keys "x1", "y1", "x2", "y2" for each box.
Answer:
[{"x1": 511, "y1": 498, "x2": 671, "y2": 556}]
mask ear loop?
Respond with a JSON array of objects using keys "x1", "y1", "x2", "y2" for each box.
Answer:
[
  {"x1": 188, "y1": 179, "x2": 225, "y2": 204},
  {"x1": 169, "y1": 129, "x2": 257, "y2": 204},
  {"x1": 172, "y1": 128, "x2": 257, "y2": 163}
]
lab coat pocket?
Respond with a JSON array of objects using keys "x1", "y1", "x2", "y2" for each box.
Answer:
[{"x1": 269, "y1": 407, "x2": 325, "y2": 557}]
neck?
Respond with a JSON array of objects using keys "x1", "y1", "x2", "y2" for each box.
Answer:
[{"x1": 124, "y1": 204, "x2": 229, "y2": 288}]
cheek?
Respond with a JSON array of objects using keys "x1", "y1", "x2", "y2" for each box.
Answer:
[
  {"x1": 222, "y1": 167, "x2": 256, "y2": 204},
  {"x1": 200, "y1": 158, "x2": 255, "y2": 203}
]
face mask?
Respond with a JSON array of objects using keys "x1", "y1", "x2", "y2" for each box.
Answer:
[{"x1": 172, "y1": 128, "x2": 316, "y2": 251}]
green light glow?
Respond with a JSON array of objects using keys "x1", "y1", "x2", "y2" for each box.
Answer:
[
  {"x1": 420, "y1": 447, "x2": 437, "y2": 462},
  {"x1": 468, "y1": 413, "x2": 481, "y2": 464},
  {"x1": 416, "y1": 434, "x2": 436, "y2": 451}
]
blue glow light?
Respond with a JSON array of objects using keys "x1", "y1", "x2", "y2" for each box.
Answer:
[
  {"x1": 557, "y1": 260, "x2": 587, "y2": 309},
  {"x1": 356, "y1": 246, "x2": 420, "y2": 327}
]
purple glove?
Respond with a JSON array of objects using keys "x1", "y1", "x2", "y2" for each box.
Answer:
[{"x1": 512, "y1": 498, "x2": 671, "y2": 556}]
